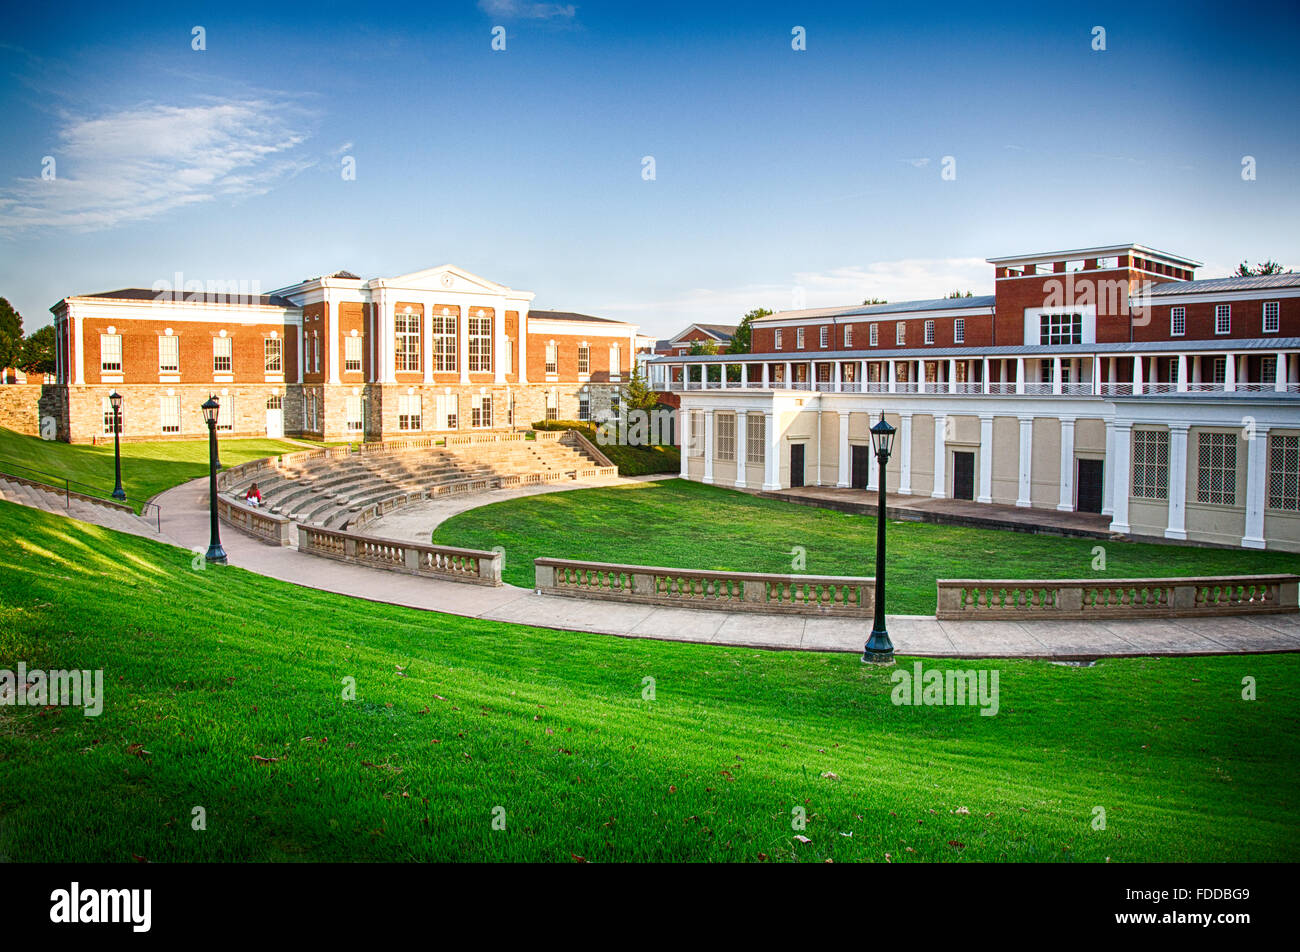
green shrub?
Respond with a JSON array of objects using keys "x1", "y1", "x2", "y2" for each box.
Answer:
[{"x1": 531, "y1": 419, "x2": 680, "y2": 476}]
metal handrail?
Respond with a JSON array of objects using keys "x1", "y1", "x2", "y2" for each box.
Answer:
[{"x1": 0, "y1": 456, "x2": 162, "y2": 531}]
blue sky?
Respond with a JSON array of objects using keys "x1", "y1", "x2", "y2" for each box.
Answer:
[{"x1": 1, "y1": 0, "x2": 1298, "y2": 337}]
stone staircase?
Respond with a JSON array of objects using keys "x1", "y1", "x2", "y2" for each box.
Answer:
[{"x1": 0, "y1": 474, "x2": 162, "y2": 539}]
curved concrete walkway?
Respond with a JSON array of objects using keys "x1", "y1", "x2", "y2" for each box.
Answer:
[{"x1": 123, "y1": 475, "x2": 1298, "y2": 659}]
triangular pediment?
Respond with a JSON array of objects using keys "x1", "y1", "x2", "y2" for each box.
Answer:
[{"x1": 377, "y1": 264, "x2": 512, "y2": 294}]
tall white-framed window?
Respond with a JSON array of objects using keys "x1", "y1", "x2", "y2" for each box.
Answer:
[
  {"x1": 609, "y1": 343, "x2": 621, "y2": 376},
  {"x1": 395, "y1": 309, "x2": 421, "y2": 372},
  {"x1": 796, "y1": 327, "x2": 805, "y2": 349},
  {"x1": 344, "y1": 336, "x2": 362, "y2": 372},
  {"x1": 1263, "y1": 301, "x2": 1280, "y2": 334},
  {"x1": 689, "y1": 410, "x2": 704, "y2": 457},
  {"x1": 716, "y1": 413, "x2": 735, "y2": 461},
  {"x1": 869, "y1": 323, "x2": 878, "y2": 347},
  {"x1": 545, "y1": 388, "x2": 558, "y2": 421},
  {"x1": 158, "y1": 335, "x2": 178, "y2": 373},
  {"x1": 746, "y1": 412, "x2": 765, "y2": 464},
  {"x1": 1212, "y1": 356, "x2": 1228, "y2": 383},
  {"x1": 1214, "y1": 304, "x2": 1231, "y2": 335},
  {"x1": 468, "y1": 311, "x2": 492, "y2": 373},
  {"x1": 953, "y1": 318, "x2": 965, "y2": 344},
  {"x1": 577, "y1": 344, "x2": 590, "y2": 375},
  {"x1": 213, "y1": 337, "x2": 232, "y2": 373},
  {"x1": 896, "y1": 323, "x2": 905, "y2": 346},
  {"x1": 216, "y1": 397, "x2": 233, "y2": 431},
  {"x1": 264, "y1": 337, "x2": 282, "y2": 373},
  {"x1": 1262, "y1": 356, "x2": 1278, "y2": 387},
  {"x1": 1170, "y1": 307, "x2": 1186, "y2": 337},
  {"x1": 313, "y1": 332, "x2": 321, "y2": 374},
  {"x1": 1131, "y1": 429, "x2": 1169, "y2": 500},
  {"x1": 775, "y1": 329, "x2": 783, "y2": 350},
  {"x1": 545, "y1": 342, "x2": 558, "y2": 375},
  {"x1": 1268, "y1": 434, "x2": 1299, "y2": 511},
  {"x1": 924, "y1": 320, "x2": 935, "y2": 344},
  {"x1": 610, "y1": 390, "x2": 621, "y2": 418},
  {"x1": 160, "y1": 394, "x2": 181, "y2": 434},
  {"x1": 578, "y1": 391, "x2": 590, "y2": 421},
  {"x1": 433, "y1": 310, "x2": 457, "y2": 372},
  {"x1": 435, "y1": 392, "x2": 459, "y2": 430},
  {"x1": 398, "y1": 393, "x2": 422, "y2": 431},
  {"x1": 1196, "y1": 431, "x2": 1237, "y2": 506},
  {"x1": 502, "y1": 338, "x2": 513, "y2": 374},
  {"x1": 101, "y1": 396, "x2": 122, "y2": 435},
  {"x1": 844, "y1": 325, "x2": 853, "y2": 348},
  {"x1": 818, "y1": 326, "x2": 829, "y2": 348},
  {"x1": 1039, "y1": 313, "x2": 1082, "y2": 345},
  {"x1": 100, "y1": 334, "x2": 123, "y2": 373},
  {"x1": 346, "y1": 394, "x2": 363, "y2": 433},
  {"x1": 471, "y1": 393, "x2": 492, "y2": 428},
  {"x1": 507, "y1": 392, "x2": 515, "y2": 425}
]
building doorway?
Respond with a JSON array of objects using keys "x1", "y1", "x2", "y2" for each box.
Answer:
[
  {"x1": 851, "y1": 444, "x2": 872, "y2": 490},
  {"x1": 790, "y1": 443, "x2": 805, "y2": 488},
  {"x1": 1077, "y1": 459, "x2": 1104, "y2": 513},
  {"x1": 266, "y1": 395, "x2": 284, "y2": 438},
  {"x1": 953, "y1": 451, "x2": 975, "y2": 500}
]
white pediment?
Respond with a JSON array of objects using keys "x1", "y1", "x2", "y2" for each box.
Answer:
[{"x1": 375, "y1": 264, "x2": 512, "y2": 295}]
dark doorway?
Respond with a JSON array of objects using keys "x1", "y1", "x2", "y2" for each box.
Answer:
[
  {"x1": 1077, "y1": 458, "x2": 1104, "y2": 513},
  {"x1": 790, "y1": 443, "x2": 805, "y2": 488},
  {"x1": 953, "y1": 451, "x2": 975, "y2": 500},
  {"x1": 851, "y1": 445, "x2": 872, "y2": 490}
]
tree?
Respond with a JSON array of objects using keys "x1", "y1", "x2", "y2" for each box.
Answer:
[
  {"x1": 862, "y1": 297, "x2": 887, "y2": 305},
  {"x1": 0, "y1": 297, "x2": 22, "y2": 371},
  {"x1": 1236, "y1": 260, "x2": 1287, "y2": 276},
  {"x1": 728, "y1": 308, "x2": 771, "y2": 354},
  {"x1": 20, "y1": 325, "x2": 56, "y2": 377},
  {"x1": 624, "y1": 362, "x2": 659, "y2": 412},
  {"x1": 946, "y1": 290, "x2": 975, "y2": 298}
]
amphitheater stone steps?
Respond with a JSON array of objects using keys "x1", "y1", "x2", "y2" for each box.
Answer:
[{"x1": 0, "y1": 476, "x2": 161, "y2": 539}]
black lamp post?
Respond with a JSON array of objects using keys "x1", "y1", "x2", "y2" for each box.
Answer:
[
  {"x1": 108, "y1": 391, "x2": 126, "y2": 501},
  {"x1": 201, "y1": 396, "x2": 227, "y2": 565},
  {"x1": 863, "y1": 412, "x2": 896, "y2": 664}
]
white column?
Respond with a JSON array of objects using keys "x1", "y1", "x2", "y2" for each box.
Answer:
[
  {"x1": 1093, "y1": 356, "x2": 1102, "y2": 395},
  {"x1": 867, "y1": 415, "x2": 880, "y2": 492},
  {"x1": 897, "y1": 412, "x2": 913, "y2": 495},
  {"x1": 981, "y1": 357, "x2": 990, "y2": 394},
  {"x1": 888, "y1": 360, "x2": 897, "y2": 394},
  {"x1": 516, "y1": 311, "x2": 529, "y2": 384},
  {"x1": 380, "y1": 292, "x2": 396, "y2": 384},
  {"x1": 72, "y1": 313, "x2": 86, "y2": 385},
  {"x1": 494, "y1": 305, "x2": 507, "y2": 384},
  {"x1": 458, "y1": 308, "x2": 471, "y2": 384},
  {"x1": 1224, "y1": 353, "x2": 1236, "y2": 392},
  {"x1": 947, "y1": 358, "x2": 957, "y2": 394},
  {"x1": 1052, "y1": 357, "x2": 1063, "y2": 395},
  {"x1": 1016, "y1": 416, "x2": 1033, "y2": 508},
  {"x1": 1165, "y1": 423, "x2": 1189, "y2": 540},
  {"x1": 836, "y1": 411, "x2": 850, "y2": 488},
  {"x1": 931, "y1": 413, "x2": 947, "y2": 499},
  {"x1": 679, "y1": 408, "x2": 689, "y2": 478},
  {"x1": 763, "y1": 411, "x2": 780, "y2": 490},
  {"x1": 1056, "y1": 417, "x2": 1076, "y2": 511},
  {"x1": 1175, "y1": 354, "x2": 1187, "y2": 393},
  {"x1": 1276, "y1": 353, "x2": 1288, "y2": 392},
  {"x1": 735, "y1": 410, "x2": 748, "y2": 487},
  {"x1": 1102, "y1": 418, "x2": 1115, "y2": 516},
  {"x1": 423, "y1": 306, "x2": 434, "y2": 385},
  {"x1": 327, "y1": 301, "x2": 341, "y2": 384},
  {"x1": 978, "y1": 414, "x2": 994, "y2": 504},
  {"x1": 1109, "y1": 422, "x2": 1132, "y2": 533},
  {"x1": 297, "y1": 317, "x2": 306, "y2": 384},
  {"x1": 702, "y1": 409, "x2": 715, "y2": 484},
  {"x1": 762, "y1": 362, "x2": 770, "y2": 388},
  {"x1": 1015, "y1": 357, "x2": 1025, "y2": 394},
  {"x1": 1242, "y1": 425, "x2": 1268, "y2": 548}
]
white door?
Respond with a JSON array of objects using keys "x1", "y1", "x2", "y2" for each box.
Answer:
[{"x1": 266, "y1": 396, "x2": 284, "y2": 438}]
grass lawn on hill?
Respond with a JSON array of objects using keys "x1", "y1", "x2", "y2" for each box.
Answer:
[
  {"x1": 0, "y1": 427, "x2": 306, "y2": 512},
  {"x1": 1, "y1": 499, "x2": 1297, "y2": 862},
  {"x1": 431, "y1": 479, "x2": 1300, "y2": 615}
]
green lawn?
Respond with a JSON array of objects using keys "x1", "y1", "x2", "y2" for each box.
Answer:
[
  {"x1": 432, "y1": 479, "x2": 1300, "y2": 615},
  {"x1": 0, "y1": 427, "x2": 305, "y2": 512},
  {"x1": 1, "y1": 499, "x2": 1297, "y2": 862}
]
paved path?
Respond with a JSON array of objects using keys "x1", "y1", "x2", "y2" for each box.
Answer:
[{"x1": 4, "y1": 471, "x2": 1296, "y2": 658}]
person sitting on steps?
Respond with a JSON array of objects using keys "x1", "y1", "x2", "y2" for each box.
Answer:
[{"x1": 245, "y1": 483, "x2": 262, "y2": 508}]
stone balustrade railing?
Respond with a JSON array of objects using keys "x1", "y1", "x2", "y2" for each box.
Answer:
[
  {"x1": 534, "y1": 558, "x2": 873, "y2": 616},
  {"x1": 299, "y1": 525, "x2": 502, "y2": 586},
  {"x1": 936, "y1": 575, "x2": 1299, "y2": 620},
  {"x1": 216, "y1": 496, "x2": 292, "y2": 546}
]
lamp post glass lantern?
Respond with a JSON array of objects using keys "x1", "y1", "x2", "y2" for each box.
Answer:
[
  {"x1": 864, "y1": 412, "x2": 896, "y2": 663},
  {"x1": 202, "y1": 396, "x2": 227, "y2": 565},
  {"x1": 108, "y1": 391, "x2": 126, "y2": 501}
]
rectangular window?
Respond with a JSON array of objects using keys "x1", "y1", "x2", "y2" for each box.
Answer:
[
  {"x1": 610, "y1": 343, "x2": 621, "y2": 376},
  {"x1": 399, "y1": 393, "x2": 422, "y2": 431},
  {"x1": 395, "y1": 310, "x2": 421, "y2": 372},
  {"x1": 610, "y1": 391, "x2": 621, "y2": 418},
  {"x1": 216, "y1": 397, "x2": 233, "y2": 432},
  {"x1": 314, "y1": 333, "x2": 321, "y2": 373},
  {"x1": 924, "y1": 320, "x2": 935, "y2": 344},
  {"x1": 1213, "y1": 357, "x2": 1227, "y2": 384},
  {"x1": 716, "y1": 413, "x2": 735, "y2": 461},
  {"x1": 1170, "y1": 307, "x2": 1186, "y2": 337},
  {"x1": 796, "y1": 328, "x2": 805, "y2": 349},
  {"x1": 578, "y1": 392, "x2": 590, "y2": 421},
  {"x1": 577, "y1": 345, "x2": 590, "y2": 375},
  {"x1": 212, "y1": 336, "x2": 232, "y2": 373},
  {"x1": 1131, "y1": 429, "x2": 1169, "y2": 500},
  {"x1": 472, "y1": 393, "x2": 492, "y2": 428},
  {"x1": 160, "y1": 394, "x2": 181, "y2": 434},
  {"x1": 101, "y1": 397, "x2": 122, "y2": 435},
  {"x1": 434, "y1": 393, "x2": 459, "y2": 430},
  {"x1": 346, "y1": 394, "x2": 363, "y2": 433},
  {"x1": 689, "y1": 410, "x2": 703, "y2": 457},
  {"x1": 896, "y1": 323, "x2": 905, "y2": 346},
  {"x1": 747, "y1": 412, "x2": 765, "y2": 464},
  {"x1": 468, "y1": 312, "x2": 492, "y2": 373},
  {"x1": 345, "y1": 336, "x2": 362, "y2": 372},
  {"x1": 1197, "y1": 432, "x2": 1238, "y2": 506},
  {"x1": 545, "y1": 342, "x2": 558, "y2": 375},
  {"x1": 819, "y1": 326, "x2": 829, "y2": 348},
  {"x1": 433, "y1": 311, "x2": 457, "y2": 372},
  {"x1": 158, "y1": 335, "x2": 178, "y2": 373},
  {"x1": 1268, "y1": 434, "x2": 1300, "y2": 511},
  {"x1": 545, "y1": 389, "x2": 558, "y2": 422},
  {"x1": 844, "y1": 325, "x2": 853, "y2": 348},
  {"x1": 1039, "y1": 313, "x2": 1083, "y2": 345},
  {"x1": 101, "y1": 334, "x2": 123, "y2": 373},
  {"x1": 503, "y1": 339, "x2": 513, "y2": 374},
  {"x1": 264, "y1": 337, "x2": 282, "y2": 373},
  {"x1": 1263, "y1": 356, "x2": 1277, "y2": 384},
  {"x1": 869, "y1": 323, "x2": 878, "y2": 347},
  {"x1": 953, "y1": 318, "x2": 965, "y2": 344},
  {"x1": 1215, "y1": 304, "x2": 1231, "y2": 335},
  {"x1": 1263, "y1": 301, "x2": 1280, "y2": 334},
  {"x1": 774, "y1": 329, "x2": 783, "y2": 350}
]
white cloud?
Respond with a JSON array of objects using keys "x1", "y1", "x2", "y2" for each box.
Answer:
[
  {"x1": 0, "y1": 99, "x2": 312, "y2": 232},
  {"x1": 478, "y1": 0, "x2": 576, "y2": 18},
  {"x1": 597, "y1": 257, "x2": 992, "y2": 337}
]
